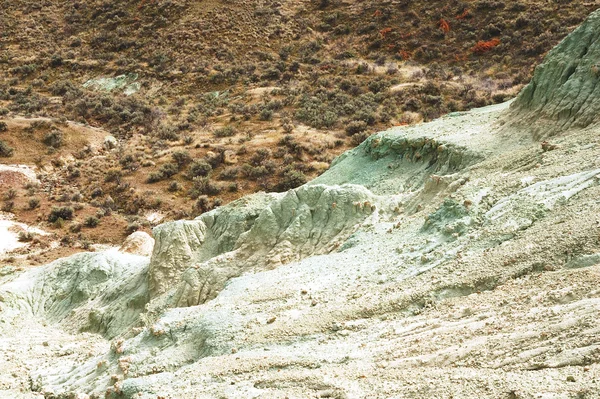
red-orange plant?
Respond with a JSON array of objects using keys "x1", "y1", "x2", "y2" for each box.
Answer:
[
  {"x1": 456, "y1": 9, "x2": 471, "y2": 20},
  {"x1": 379, "y1": 27, "x2": 393, "y2": 38},
  {"x1": 373, "y1": 9, "x2": 382, "y2": 18},
  {"x1": 398, "y1": 50, "x2": 412, "y2": 60},
  {"x1": 472, "y1": 39, "x2": 500, "y2": 53},
  {"x1": 439, "y1": 18, "x2": 450, "y2": 33}
]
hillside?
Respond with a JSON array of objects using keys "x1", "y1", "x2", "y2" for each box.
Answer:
[
  {"x1": 1, "y1": 7, "x2": 600, "y2": 398},
  {"x1": 0, "y1": 0, "x2": 596, "y2": 261}
]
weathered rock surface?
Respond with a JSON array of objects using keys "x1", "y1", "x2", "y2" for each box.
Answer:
[
  {"x1": 150, "y1": 184, "x2": 381, "y2": 306},
  {"x1": 509, "y1": 10, "x2": 600, "y2": 136},
  {"x1": 119, "y1": 232, "x2": 154, "y2": 257},
  {"x1": 1, "y1": 249, "x2": 149, "y2": 339},
  {"x1": 3, "y1": 9, "x2": 600, "y2": 399}
]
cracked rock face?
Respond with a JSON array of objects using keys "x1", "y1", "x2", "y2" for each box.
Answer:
[
  {"x1": 149, "y1": 184, "x2": 380, "y2": 306},
  {"x1": 510, "y1": 9, "x2": 600, "y2": 137},
  {"x1": 3, "y1": 10, "x2": 600, "y2": 399}
]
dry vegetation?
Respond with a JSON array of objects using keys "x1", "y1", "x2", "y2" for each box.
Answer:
[{"x1": 0, "y1": 0, "x2": 594, "y2": 251}]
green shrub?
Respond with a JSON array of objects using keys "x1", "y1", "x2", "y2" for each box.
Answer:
[
  {"x1": 167, "y1": 181, "x2": 182, "y2": 192},
  {"x1": 70, "y1": 223, "x2": 82, "y2": 233},
  {"x1": 159, "y1": 162, "x2": 178, "y2": 178},
  {"x1": 125, "y1": 222, "x2": 140, "y2": 234},
  {"x1": 18, "y1": 231, "x2": 35, "y2": 242},
  {"x1": 0, "y1": 140, "x2": 14, "y2": 157},
  {"x1": 3, "y1": 188, "x2": 16, "y2": 200},
  {"x1": 188, "y1": 177, "x2": 221, "y2": 198},
  {"x1": 275, "y1": 169, "x2": 307, "y2": 191},
  {"x1": 172, "y1": 151, "x2": 192, "y2": 168},
  {"x1": 249, "y1": 148, "x2": 271, "y2": 166},
  {"x1": 259, "y1": 109, "x2": 273, "y2": 121},
  {"x1": 119, "y1": 154, "x2": 139, "y2": 171},
  {"x1": 187, "y1": 160, "x2": 212, "y2": 179},
  {"x1": 0, "y1": 121, "x2": 7, "y2": 132},
  {"x1": 28, "y1": 198, "x2": 40, "y2": 209},
  {"x1": 104, "y1": 168, "x2": 122, "y2": 183},
  {"x1": 218, "y1": 167, "x2": 239, "y2": 180},
  {"x1": 351, "y1": 131, "x2": 370, "y2": 146},
  {"x1": 213, "y1": 126, "x2": 235, "y2": 138},
  {"x1": 1, "y1": 201, "x2": 14, "y2": 212},
  {"x1": 345, "y1": 120, "x2": 368, "y2": 136},
  {"x1": 195, "y1": 195, "x2": 211, "y2": 213},
  {"x1": 84, "y1": 216, "x2": 100, "y2": 228},
  {"x1": 42, "y1": 130, "x2": 64, "y2": 148},
  {"x1": 156, "y1": 125, "x2": 179, "y2": 141},
  {"x1": 48, "y1": 206, "x2": 74, "y2": 222},
  {"x1": 146, "y1": 171, "x2": 164, "y2": 183}
]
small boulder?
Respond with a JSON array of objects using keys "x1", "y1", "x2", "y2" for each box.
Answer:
[
  {"x1": 224, "y1": 150, "x2": 238, "y2": 164},
  {"x1": 119, "y1": 231, "x2": 154, "y2": 257},
  {"x1": 103, "y1": 135, "x2": 118, "y2": 150}
]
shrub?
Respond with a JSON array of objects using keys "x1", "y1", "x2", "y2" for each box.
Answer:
[
  {"x1": 69, "y1": 223, "x2": 82, "y2": 233},
  {"x1": 3, "y1": 188, "x2": 16, "y2": 200},
  {"x1": 146, "y1": 171, "x2": 164, "y2": 183},
  {"x1": 218, "y1": 167, "x2": 239, "y2": 180},
  {"x1": 120, "y1": 154, "x2": 139, "y2": 171},
  {"x1": 351, "y1": 131, "x2": 370, "y2": 146},
  {"x1": 90, "y1": 187, "x2": 104, "y2": 198},
  {"x1": 275, "y1": 170, "x2": 307, "y2": 191},
  {"x1": 214, "y1": 126, "x2": 235, "y2": 137},
  {"x1": 84, "y1": 216, "x2": 100, "y2": 228},
  {"x1": 48, "y1": 206, "x2": 74, "y2": 222},
  {"x1": 345, "y1": 120, "x2": 368, "y2": 136},
  {"x1": 188, "y1": 177, "x2": 221, "y2": 198},
  {"x1": 28, "y1": 198, "x2": 40, "y2": 209},
  {"x1": 156, "y1": 125, "x2": 179, "y2": 141},
  {"x1": 104, "y1": 168, "x2": 122, "y2": 183},
  {"x1": 259, "y1": 109, "x2": 273, "y2": 121},
  {"x1": 195, "y1": 195, "x2": 212, "y2": 213},
  {"x1": 172, "y1": 151, "x2": 192, "y2": 168},
  {"x1": 295, "y1": 95, "x2": 339, "y2": 128},
  {"x1": 18, "y1": 231, "x2": 35, "y2": 242},
  {"x1": 167, "y1": 181, "x2": 182, "y2": 192},
  {"x1": 187, "y1": 160, "x2": 212, "y2": 179},
  {"x1": 472, "y1": 39, "x2": 501, "y2": 53},
  {"x1": 367, "y1": 79, "x2": 390, "y2": 93},
  {"x1": 68, "y1": 167, "x2": 81, "y2": 179},
  {"x1": 0, "y1": 140, "x2": 14, "y2": 157},
  {"x1": 43, "y1": 130, "x2": 64, "y2": 148},
  {"x1": 159, "y1": 163, "x2": 178, "y2": 178},
  {"x1": 125, "y1": 222, "x2": 140, "y2": 234},
  {"x1": 0, "y1": 121, "x2": 7, "y2": 132},
  {"x1": 1, "y1": 201, "x2": 14, "y2": 212},
  {"x1": 249, "y1": 148, "x2": 271, "y2": 166}
]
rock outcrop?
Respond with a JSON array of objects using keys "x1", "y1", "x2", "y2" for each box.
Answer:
[
  {"x1": 1, "y1": 249, "x2": 149, "y2": 339},
  {"x1": 509, "y1": 10, "x2": 600, "y2": 136},
  {"x1": 149, "y1": 184, "x2": 381, "y2": 306}
]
